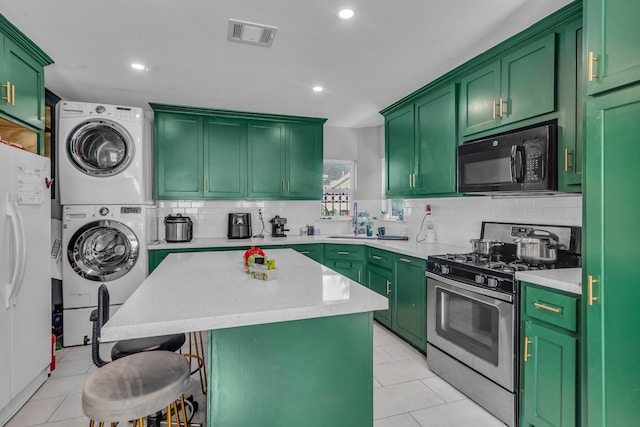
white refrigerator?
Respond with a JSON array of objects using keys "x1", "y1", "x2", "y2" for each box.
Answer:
[{"x1": 0, "y1": 143, "x2": 51, "y2": 426}]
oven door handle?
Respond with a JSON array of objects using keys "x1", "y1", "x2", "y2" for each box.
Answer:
[{"x1": 426, "y1": 272, "x2": 513, "y2": 303}]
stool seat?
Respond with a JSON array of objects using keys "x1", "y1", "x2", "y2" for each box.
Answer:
[
  {"x1": 82, "y1": 351, "x2": 190, "y2": 422},
  {"x1": 111, "y1": 333, "x2": 186, "y2": 361}
]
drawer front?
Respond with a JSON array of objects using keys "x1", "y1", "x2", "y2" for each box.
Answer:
[
  {"x1": 524, "y1": 284, "x2": 578, "y2": 332},
  {"x1": 367, "y1": 247, "x2": 393, "y2": 269},
  {"x1": 324, "y1": 244, "x2": 364, "y2": 261},
  {"x1": 290, "y1": 244, "x2": 323, "y2": 263}
]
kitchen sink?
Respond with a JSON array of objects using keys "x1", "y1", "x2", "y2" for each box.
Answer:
[{"x1": 327, "y1": 234, "x2": 377, "y2": 240}]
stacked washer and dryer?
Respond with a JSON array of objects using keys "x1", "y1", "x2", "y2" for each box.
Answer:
[{"x1": 58, "y1": 102, "x2": 153, "y2": 346}]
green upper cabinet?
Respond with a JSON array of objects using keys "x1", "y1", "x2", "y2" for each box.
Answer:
[
  {"x1": 384, "y1": 84, "x2": 457, "y2": 198},
  {"x1": 152, "y1": 104, "x2": 325, "y2": 200},
  {"x1": 414, "y1": 84, "x2": 457, "y2": 195},
  {"x1": 286, "y1": 122, "x2": 323, "y2": 199},
  {"x1": 384, "y1": 104, "x2": 414, "y2": 197},
  {"x1": 0, "y1": 15, "x2": 53, "y2": 138},
  {"x1": 247, "y1": 121, "x2": 286, "y2": 199},
  {"x1": 460, "y1": 33, "x2": 556, "y2": 136},
  {"x1": 558, "y1": 19, "x2": 584, "y2": 192},
  {"x1": 204, "y1": 117, "x2": 247, "y2": 199},
  {"x1": 155, "y1": 112, "x2": 204, "y2": 199},
  {"x1": 584, "y1": 84, "x2": 640, "y2": 426},
  {"x1": 585, "y1": 0, "x2": 640, "y2": 95}
]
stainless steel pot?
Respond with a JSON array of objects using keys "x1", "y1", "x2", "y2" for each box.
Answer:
[
  {"x1": 470, "y1": 239, "x2": 504, "y2": 255},
  {"x1": 164, "y1": 214, "x2": 193, "y2": 242},
  {"x1": 513, "y1": 230, "x2": 558, "y2": 264}
]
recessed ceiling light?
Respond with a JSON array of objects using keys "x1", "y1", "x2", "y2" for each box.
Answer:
[
  {"x1": 337, "y1": 8, "x2": 354, "y2": 20},
  {"x1": 131, "y1": 63, "x2": 147, "y2": 71},
  {"x1": 313, "y1": 86, "x2": 324, "y2": 93}
]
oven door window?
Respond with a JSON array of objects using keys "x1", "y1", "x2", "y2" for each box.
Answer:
[{"x1": 435, "y1": 287, "x2": 499, "y2": 366}]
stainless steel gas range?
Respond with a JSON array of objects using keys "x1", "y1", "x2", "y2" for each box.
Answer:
[{"x1": 426, "y1": 222, "x2": 581, "y2": 427}]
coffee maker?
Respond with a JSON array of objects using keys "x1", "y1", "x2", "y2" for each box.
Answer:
[
  {"x1": 270, "y1": 215, "x2": 288, "y2": 237},
  {"x1": 227, "y1": 213, "x2": 252, "y2": 239}
]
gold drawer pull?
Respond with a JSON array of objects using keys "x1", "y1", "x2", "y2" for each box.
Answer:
[
  {"x1": 298, "y1": 251, "x2": 309, "y2": 254},
  {"x1": 492, "y1": 99, "x2": 497, "y2": 119},
  {"x1": 588, "y1": 275, "x2": 598, "y2": 306},
  {"x1": 372, "y1": 255, "x2": 382, "y2": 260},
  {"x1": 386, "y1": 280, "x2": 391, "y2": 295},
  {"x1": 399, "y1": 258, "x2": 412, "y2": 263},
  {"x1": 11, "y1": 85, "x2": 15, "y2": 106},
  {"x1": 524, "y1": 338, "x2": 532, "y2": 362},
  {"x1": 533, "y1": 302, "x2": 562, "y2": 314},
  {"x1": 337, "y1": 251, "x2": 350, "y2": 255},
  {"x1": 499, "y1": 97, "x2": 505, "y2": 118},
  {"x1": 564, "y1": 148, "x2": 570, "y2": 172}
]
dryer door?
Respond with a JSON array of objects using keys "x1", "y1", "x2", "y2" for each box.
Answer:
[
  {"x1": 67, "y1": 220, "x2": 139, "y2": 282},
  {"x1": 67, "y1": 120, "x2": 134, "y2": 176}
]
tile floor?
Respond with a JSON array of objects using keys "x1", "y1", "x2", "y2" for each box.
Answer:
[{"x1": 5, "y1": 322, "x2": 506, "y2": 426}]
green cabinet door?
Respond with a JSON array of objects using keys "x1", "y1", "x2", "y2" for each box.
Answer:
[
  {"x1": 204, "y1": 117, "x2": 247, "y2": 199},
  {"x1": 385, "y1": 104, "x2": 414, "y2": 197},
  {"x1": 460, "y1": 33, "x2": 556, "y2": 136},
  {"x1": 522, "y1": 320, "x2": 577, "y2": 427},
  {"x1": 247, "y1": 121, "x2": 286, "y2": 199},
  {"x1": 155, "y1": 113, "x2": 204, "y2": 199},
  {"x1": 558, "y1": 20, "x2": 584, "y2": 192},
  {"x1": 586, "y1": 0, "x2": 640, "y2": 95},
  {"x1": 584, "y1": 85, "x2": 640, "y2": 426},
  {"x1": 1, "y1": 38, "x2": 45, "y2": 130},
  {"x1": 414, "y1": 84, "x2": 457, "y2": 195},
  {"x1": 393, "y1": 255, "x2": 426, "y2": 350},
  {"x1": 367, "y1": 264, "x2": 393, "y2": 329},
  {"x1": 286, "y1": 122, "x2": 323, "y2": 199},
  {"x1": 460, "y1": 61, "x2": 501, "y2": 135}
]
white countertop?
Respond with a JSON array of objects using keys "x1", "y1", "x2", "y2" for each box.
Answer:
[
  {"x1": 148, "y1": 235, "x2": 469, "y2": 262},
  {"x1": 516, "y1": 268, "x2": 582, "y2": 295},
  {"x1": 101, "y1": 248, "x2": 389, "y2": 342}
]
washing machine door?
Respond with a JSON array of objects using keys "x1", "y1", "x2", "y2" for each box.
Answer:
[
  {"x1": 67, "y1": 220, "x2": 139, "y2": 282},
  {"x1": 67, "y1": 120, "x2": 134, "y2": 176}
]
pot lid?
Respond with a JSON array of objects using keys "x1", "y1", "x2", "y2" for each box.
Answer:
[{"x1": 164, "y1": 213, "x2": 192, "y2": 224}]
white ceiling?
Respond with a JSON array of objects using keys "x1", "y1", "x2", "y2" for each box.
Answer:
[{"x1": 0, "y1": 0, "x2": 573, "y2": 127}]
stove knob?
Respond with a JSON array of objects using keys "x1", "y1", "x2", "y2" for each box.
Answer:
[
  {"x1": 475, "y1": 274, "x2": 485, "y2": 284},
  {"x1": 441, "y1": 265, "x2": 450, "y2": 275},
  {"x1": 487, "y1": 277, "x2": 498, "y2": 288}
]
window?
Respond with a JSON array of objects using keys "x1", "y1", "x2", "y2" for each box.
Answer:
[{"x1": 321, "y1": 160, "x2": 354, "y2": 218}]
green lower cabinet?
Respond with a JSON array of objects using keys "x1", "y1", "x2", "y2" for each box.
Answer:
[
  {"x1": 366, "y1": 264, "x2": 393, "y2": 328},
  {"x1": 520, "y1": 282, "x2": 580, "y2": 427},
  {"x1": 325, "y1": 260, "x2": 364, "y2": 283},
  {"x1": 324, "y1": 244, "x2": 365, "y2": 284},
  {"x1": 148, "y1": 247, "x2": 248, "y2": 274},
  {"x1": 207, "y1": 312, "x2": 374, "y2": 426},
  {"x1": 521, "y1": 321, "x2": 577, "y2": 427},
  {"x1": 288, "y1": 244, "x2": 323, "y2": 263},
  {"x1": 393, "y1": 255, "x2": 427, "y2": 350}
]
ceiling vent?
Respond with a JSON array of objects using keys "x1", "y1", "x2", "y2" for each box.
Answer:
[{"x1": 227, "y1": 19, "x2": 278, "y2": 48}]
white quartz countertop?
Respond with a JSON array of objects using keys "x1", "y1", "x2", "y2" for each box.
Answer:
[
  {"x1": 101, "y1": 248, "x2": 389, "y2": 342},
  {"x1": 148, "y1": 235, "x2": 469, "y2": 261},
  {"x1": 516, "y1": 268, "x2": 582, "y2": 295}
]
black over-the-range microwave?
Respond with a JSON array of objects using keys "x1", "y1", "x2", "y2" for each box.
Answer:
[{"x1": 457, "y1": 120, "x2": 558, "y2": 195}]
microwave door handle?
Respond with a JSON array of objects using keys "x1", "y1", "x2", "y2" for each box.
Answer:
[{"x1": 510, "y1": 145, "x2": 518, "y2": 183}]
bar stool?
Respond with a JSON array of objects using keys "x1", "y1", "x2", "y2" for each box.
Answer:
[
  {"x1": 82, "y1": 350, "x2": 190, "y2": 427},
  {"x1": 182, "y1": 331, "x2": 208, "y2": 394}
]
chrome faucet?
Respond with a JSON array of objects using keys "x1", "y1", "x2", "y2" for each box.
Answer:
[{"x1": 353, "y1": 201, "x2": 358, "y2": 235}]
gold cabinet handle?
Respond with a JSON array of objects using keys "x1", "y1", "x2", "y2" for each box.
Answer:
[
  {"x1": 524, "y1": 338, "x2": 532, "y2": 362},
  {"x1": 204, "y1": 178, "x2": 208, "y2": 191},
  {"x1": 564, "y1": 148, "x2": 570, "y2": 172},
  {"x1": 399, "y1": 258, "x2": 412, "y2": 263},
  {"x1": 281, "y1": 180, "x2": 285, "y2": 192},
  {"x1": 337, "y1": 251, "x2": 350, "y2": 255},
  {"x1": 492, "y1": 99, "x2": 497, "y2": 119},
  {"x1": 298, "y1": 251, "x2": 310, "y2": 254},
  {"x1": 386, "y1": 280, "x2": 391, "y2": 295},
  {"x1": 533, "y1": 302, "x2": 562, "y2": 314},
  {"x1": 287, "y1": 180, "x2": 290, "y2": 192},
  {"x1": 588, "y1": 275, "x2": 599, "y2": 306},
  {"x1": 11, "y1": 84, "x2": 15, "y2": 106},
  {"x1": 2, "y1": 81, "x2": 11, "y2": 104},
  {"x1": 358, "y1": 271, "x2": 361, "y2": 282},
  {"x1": 499, "y1": 97, "x2": 505, "y2": 118},
  {"x1": 409, "y1": 174, "x2": 413, "y2": 187},
  {"x1": 372, "y1": 255, "x2": 382, "y2": 260},
  {"x1": 199, "y1": 178, "x2": 203, "y2": 191},
  {"x1": 588, "y1": 51, "x2": 598, "y2": 82}
]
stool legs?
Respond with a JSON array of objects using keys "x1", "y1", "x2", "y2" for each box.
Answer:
[
  {"x1": 181, "y1": 331, "x2": 207, "y2": 394},
  {"x1": 88, "y1": 394, "x2": 190, "y2": 427}
]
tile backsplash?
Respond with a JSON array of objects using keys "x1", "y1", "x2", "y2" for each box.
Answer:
[{"x1": 152, "y1": 195, "x2": 581, "y2": 247}]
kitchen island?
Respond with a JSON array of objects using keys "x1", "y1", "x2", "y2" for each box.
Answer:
[{"x1": 102, "y1": 248, "x2": 388, "y2": 427}]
